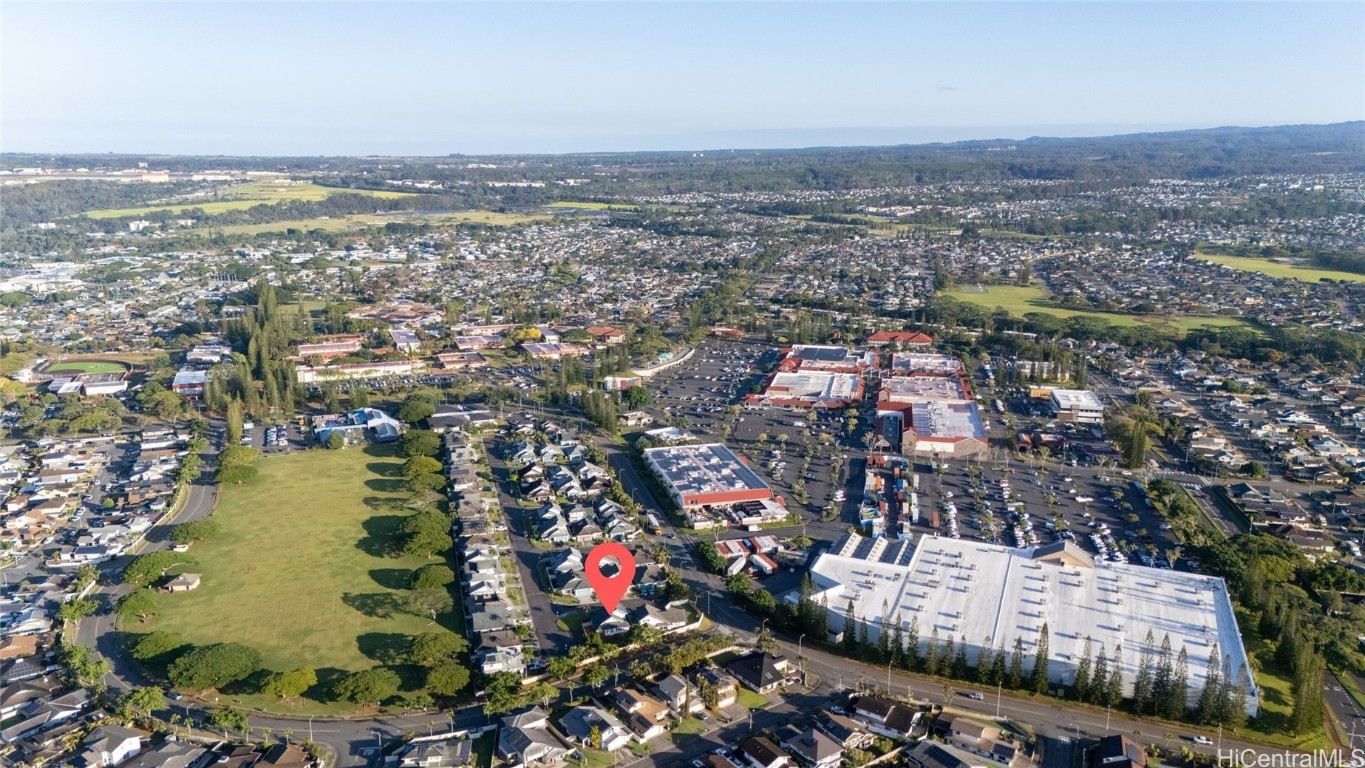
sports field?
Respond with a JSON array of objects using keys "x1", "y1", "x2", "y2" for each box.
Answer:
[
  {"x1": 77, "y1": 181, "x2": 413, "y2": 219},
  {"x1": 45, "y1": 361, "x2": 127, "y2": 374},
  {"x1": 944, "y1": 285, "x2": 1252, "y2": 333},
  {"x1": 1197, "y1": 252, "x2": 1365, "y2": 284},
  {"x1": 149, "y1": 446, "x2": 460, "y2": 682}
]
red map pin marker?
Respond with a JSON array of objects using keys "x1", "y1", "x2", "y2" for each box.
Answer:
[{"x1": 585, "y1": 541, "x2": 635, "y2": 614}]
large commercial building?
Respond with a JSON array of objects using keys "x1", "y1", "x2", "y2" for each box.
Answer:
[
  {"x1": 875, "y1": 353, "x2": 984, "y2": 458},
  {"x1": 778, "y1": 345, "x2": 878, "y2": 374},
  {"x1": 804, "y1": 535, "x2": 1258, "y2": 716},
  {"x1": 747, "y1": 371, "x2": 864, "y2": 409},
  {"x1": 1049, "y1": 389, "x2": 1106, "y2": 424},
  {"x1": 889, "y1": 353, "x2": 964, "y2": 377},
  {"x1": 643, "y1": 443, "x2": 773, "y2": 509}
]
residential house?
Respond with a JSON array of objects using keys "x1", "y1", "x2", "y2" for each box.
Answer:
[
  {"x1": 781, "y1": 728, "x2": 843, "y2": 768},
  {"x1": 497, "y1": 708, "x2": 572, "y2": 768},
  {"x1": 852, "y1": 695, "x2": 921, "y2": 739},
  {"x1": 692, "y1": 668, "x2": 739, "y2": 710},
  {"x1": 740, "y1": 736, "x2": 792, "y2": 768},
  {"x1": 905, "y1": 741, "x2": 991, "y2": 768},
  {"x1": 611, "y1": 687, "x2": 670, "y2": 742},
  {"x1": 933, "y1": 714, "x2": 1019, "y2": 767},
  {"x1": 561, "y1": 705, "x2": 632, "y2": 752},
  {"x1": 398, "y1": 739, "x2": 473, "y2": 767},
  {"x1": 728, "y1": 651, "x2": 795, "y2": 694},
  {"x1": 1090, "y1": 735, "x2": 1146, "y2": 768},
  {"x1": 73, "y1": 724, "x2": 143, "y2": 767},
  {"x1": 813, "y1": 711, "x2": 875, "y2": 751},
  {"x1": 655, "y1": 674, "x2": 704, "y2": 716},
  {"x1": 119, "y1": 741, "x2": 208, "y2": 768}
]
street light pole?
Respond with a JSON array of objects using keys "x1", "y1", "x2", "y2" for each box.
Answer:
[{"x1": 996, "y1": 682, "x2": 1002, "y2": 718}]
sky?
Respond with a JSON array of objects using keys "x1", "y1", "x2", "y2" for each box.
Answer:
[{"x1": 2, "y1": 1, "x2": 1363, "y2": 156}]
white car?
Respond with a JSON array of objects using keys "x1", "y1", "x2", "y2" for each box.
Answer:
[{"x1": 1192, "y1": 736, "x2": 1213, "y2": 745}]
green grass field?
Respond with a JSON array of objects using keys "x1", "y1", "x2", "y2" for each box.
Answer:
[
  {"x1": 143, "y1": 445, "x2": 460, "y2": 711},
  {"x1": 944, "y1": 285, "x2": 1253, "y2": 333},
  {"x1": 736, "y1": 688, "x2": 769, "y2": 710},
  {"x1": 1197, "y1": 251, "x2": 1365, "y2": 284},
  {"x1": 45, "y1": 361, "x2": 127, "y2": 374},
  {"x1": 1239, "y1": 636, "x2": 1330, "y2": 751},
  {"x1": 77, "y1": 181, "x2": 413, "y2": 219}
]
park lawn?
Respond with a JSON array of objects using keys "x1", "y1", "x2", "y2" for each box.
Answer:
[
  {"x1": 77, "y1": 182, "x2": 413, "y2": 219},
  {"x1": 45, "y1": 361, "x2": 127, "y2": 374},
  {"x1": 145, "y1": 445, "x2": 461, "y2": 711},
  {"x1": 736, "y1": 688, "x2": 769, "y2": 710},
  {"x1": 944, "y1": 285, "x2": 1253, "y2": 333},
  {"x1": 1196, "y1": 251, "x2": 1365, "y2": 284}
]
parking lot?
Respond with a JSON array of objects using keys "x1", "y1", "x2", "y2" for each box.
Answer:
[
  {"x1": 911, "y1": 457, "x2": 1188, "y2": 569},
  {"x1": 645, "y1": 339, "x2": 851, "y2": 518}
]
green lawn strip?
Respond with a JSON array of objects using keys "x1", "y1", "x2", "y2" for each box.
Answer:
[
  {"x1": 672, "y1": 716, "x2": 706, "y2": 735},
  {"x1": 556, "y1": 610, "x2": 589, "y2": 638},
  {"x1": 736, "y1": 689, "x2": 769, "y2": 710},
  {"x1": 142, "y1": 445, "x2": 462, "y2": 713},
  {"x1": 471, "y1": 732, "x2": 496, "y2": 768}
]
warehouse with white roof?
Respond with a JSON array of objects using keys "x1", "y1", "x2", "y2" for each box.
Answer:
[{"x1": 805, "y1": 535, "x2": 1258, "y2": 715}]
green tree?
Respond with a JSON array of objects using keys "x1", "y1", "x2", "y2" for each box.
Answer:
[
  {"x1": 401, "y1": 511, "x2": 453, "y2": 558},
  {"x1": 409, "y1": 632, "x2": 469, "y2": 666},
  {"x1": 1073, "y1": 636, "x2": 1092, "y2": 700},
  {"x1": 57, "y1": 598, "x2": 98, "y2": 622},
  {"x1": 402, "y1": 456, "x2": 444, "y2": 478},
  {"x1": 122, "y1": 551, "x2": 196, "y2": 588},
  {"x1": 215, "y1": 463, "x2": 259, "y2": 485},
  {"x1": 397, "y1": 399, "x2": 437, "y2": 424},
  {"x1": 399, "y1": 430, "x2": 441, "y2": 458},
  {"x1": 584, "y1": 663, "x2": 610, "y2": 688},
  {"x1": 1008, "y1": 637, "x2": 1025, "y2": 689},
  {"x1": 546, "y1": 656, "x2": 577, "y2": 680},
  {"x1": 115, "y1": 589, "x2": 159, "y2": 622},
  {"x1": 402, "y1": 589, "x2": 454, "y2": 621},
  {"x1": 131, "y1": 631, "x2": 185, "y2": 661},
  {"x1": 333, "y1": 667, "x2": 402, "y2": 706},
  {"x1": 118, "y1": 686, "x2": 165, "y2": 721},
  {"x1": 426, "y1": 661, "x2": 471, "y2": 696},
  {"x1": 1031, "y1": 623, "x2": 1050, "y2": 693},
  {"x1": 170, "y1": 517, "x2": 220, "y2": 545},
  {"x1": 263, "y1": 668, "x2": 317, "y2": 699},
  {"x1": 167, "y1": 643, "x2": 263, "y2": 691},
  {"x1": 207, "y1": 705, "x2": 249, "y2": 736},
  {"x1": 409, "y1": 564, "x2": 455, "y2": 591},
  {"x1": 326, "y1": 430, "x2": 345, "y2": 449}
]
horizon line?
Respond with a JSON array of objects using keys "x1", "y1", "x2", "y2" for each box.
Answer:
[{"x1": 3, "y1": 120, "x2": 1362, "y2": 161}]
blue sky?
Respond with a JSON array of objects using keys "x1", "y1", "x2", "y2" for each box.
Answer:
[{"x1": 3, "y1": 1, "x2": 1363, "y2": 155}]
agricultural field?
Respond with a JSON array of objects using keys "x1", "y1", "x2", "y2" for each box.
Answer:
[
  {"x1": 1197, "y1": 251, "x2": 1365, "y2": 284},
  {"x1": 140, "y1": 445, "x2": 461, "y2": 713},
  {"x1": 75, "y1": 181, "x2": 413, "y2": 219},
  {"x1": 944, "y1": 284, "x2": 1253, "y2": 333}
]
